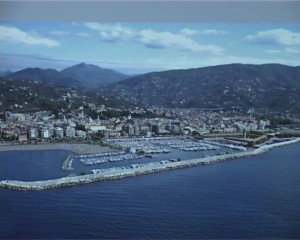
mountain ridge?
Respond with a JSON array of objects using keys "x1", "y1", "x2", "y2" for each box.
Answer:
[
  {"x1": 5, "y1": 63, "x2": 300, "y2": 114},
  {"x1": 7, "y1": 63, "x2": 129, "y2": 89},
  {"x1": 61, "y1": 62, "x2": 129, "y2": 88},
  {"x1": 105, "y1": 63, "x2": 300, "y2": 113},
  {"x1": 8, "y1": 67, "x2": 81, "y2": 86}
]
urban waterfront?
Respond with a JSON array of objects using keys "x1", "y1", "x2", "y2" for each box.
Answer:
[
  {"x1": 0, "y1": 139, "x2": 236, "y2": 183},
  {"x1": 0, "y1": 142, "x2": 300, "y2": 239}
]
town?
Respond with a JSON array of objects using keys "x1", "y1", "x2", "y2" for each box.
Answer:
[{"x1": 0, "y1": 102, "x2": 273, "y2": 146}]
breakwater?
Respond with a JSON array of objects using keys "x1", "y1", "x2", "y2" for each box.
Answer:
[{"x1": 1, "y1": 138, "x2": 299, "y2": 191}]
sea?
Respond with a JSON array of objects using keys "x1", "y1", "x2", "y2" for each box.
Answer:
[{"x1": 0, "y1": 143, "x2": 300, "y2": 239}]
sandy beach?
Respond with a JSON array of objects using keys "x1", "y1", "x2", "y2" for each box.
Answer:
[{"x1": 0, "y1": 143, "x2": 113, "y2": 154}]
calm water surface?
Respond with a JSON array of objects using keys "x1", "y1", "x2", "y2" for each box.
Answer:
[{"x1": 0, "y1": 143, "x2": 299, "y2": 239}]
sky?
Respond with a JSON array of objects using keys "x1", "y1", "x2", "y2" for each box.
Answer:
[{"x1": 1, "y1": 22, "x2": 300, "y2": 74}]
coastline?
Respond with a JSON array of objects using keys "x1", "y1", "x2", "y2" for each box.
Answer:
[
  {"x1": 0, "y1": 143, "x2": 112, "y2": 155},
  {"x1": 1, "y1": 138, "x2": 299, "y2": 191}
]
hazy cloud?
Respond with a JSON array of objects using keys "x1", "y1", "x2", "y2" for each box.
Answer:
[
  {"x1": 84, "y1": 22, "x2": 224, "y2": 55},
  {"x1": 0, "y1": 53, "x2": 77, "y2": 71},
  {"x1": 84, "y1": 22, "x2": 133, "y2": 42},
  {"x1": 285, "y1": 47, "x2": 300, "y2": 53},
  {"x1": 77, "y1": 32, "x2": 90, "y2": 37},
  {"x1": 143, "y1": 53, "x2": 300, "y2": 72},
  {"x1": 199, "y1": 29, "x2": 229, "y2": 35},
  {"x1": 203, "y1": 54, "x2": 300, "y2": 68},
  {"x1": 266, "y1": 47, "x2": 300, "y2": 54},
  {"x1": 266, "y1": 49, "x2": 281, "y2": 54},
  {"x1": 137, "y1": 29, "x2": 224, "y2": 55},
  {"x1": 0, "y1": 25, "x2": 60, "y2": 47},
  {"x1": 49, "y1": 31, "x2": 70, "y2": 36},
  {"x1": 180, "y1": 28, "x2": 198, "y2": 36},
  {"x1": 246, "y1": 28, "x2": 300, "y2": 46}
]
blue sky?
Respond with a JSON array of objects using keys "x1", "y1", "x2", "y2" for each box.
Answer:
[{"x1": 0, "y1": 22, "x2": 300, "y2": 74}]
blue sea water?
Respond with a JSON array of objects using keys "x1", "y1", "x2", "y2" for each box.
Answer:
[
  {"x1": 0, "y1": 143, "x2": 300, "y2": 239},
  {"x1": 0, "y1": 150, "x2": 70, "y2": 181}
]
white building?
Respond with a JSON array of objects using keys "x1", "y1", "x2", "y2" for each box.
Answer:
[
  {"x1": 259, "y1": 120, "x2": 266, "y2": 130},
  {"x1": 65, "y1": 126, "x2": 76, "y2": 138},
  {"x1": 29, "y1": 128, "x2": 38, "y2": 139},
  {"x1": 128, "y1": 125, "x2": 134, "y2": 136},
  {"x1": 90, "y1": 125, "x2": 106, "y2": 132},
  {"x1": 76, "y1": 130, "x2": 87, "y2": 138},
  {"x1": 55, "y1": 127, "x2": 64, "y2": 138},
  {"x1": 41, "y1": 128, "x2": 50, "y2": 139}
]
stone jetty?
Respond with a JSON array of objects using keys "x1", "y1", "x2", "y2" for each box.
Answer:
[
  {"x1": 1, "y1": 138, "x2": 299, "y2": 191},
  {"x1": 62, "y1": 154, "x2": 74, "y2": 171}
]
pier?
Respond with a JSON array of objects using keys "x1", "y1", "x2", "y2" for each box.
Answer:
[
  {"x1": 1, "y1": 138, "x2": 299, "y2": 191},
  {"x1": 62, "y1": 155, "x2": 74, "y2": 171}
]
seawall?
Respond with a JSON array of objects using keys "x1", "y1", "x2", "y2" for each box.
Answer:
[{"x1": 1, "y1": 138, "x2": 299, "y2": 191}]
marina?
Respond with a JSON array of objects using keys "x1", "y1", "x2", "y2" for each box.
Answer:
[
  {"x1": 107, "y1": 137, "x2": 220, "y2": 153},
  {"x1": 65, "y1": 137, "x2": 223, "y2": 170},
  {"x1": 1, "y1": 137, "x2": 299, "y2": 191}
]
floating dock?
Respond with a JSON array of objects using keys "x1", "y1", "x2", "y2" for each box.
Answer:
[{"x1": 1, "y1": 138, "x2": 299, "y2": 191}]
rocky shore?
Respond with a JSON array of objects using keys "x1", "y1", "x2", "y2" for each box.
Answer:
[{"x1": 1, "y1": 138, "x2": 299, "y2": 191}]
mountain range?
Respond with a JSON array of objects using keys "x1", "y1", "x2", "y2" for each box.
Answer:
[
  {"x1": 105, "y1": 63, "x2": 300, "y2": 113},
  {"x1": 7, "y1": 63, "x2": 129, "y2": 89},
  {"x1": 3, "y1": 63, "x2": 300, "y2": 114}
]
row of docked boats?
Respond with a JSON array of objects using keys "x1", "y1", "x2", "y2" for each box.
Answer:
[
  {"x1": 181, "y1": 146, "x2": 218, "y2": 151},
  {"x1": 74, "y1": 151, "x2": 126, "y2": 159},
  {"x1": 79, "y1": 152, "x2": 143, "y2": 165},
  {"x1": 142, "y1": 148, "x2": 171, "y2": 154},
  {"x1": 107, "y1": 137, "x2": 219, "y2": 153},
  {"x1": 90, "y1": 159, "x2": 172, "y2": 174}
]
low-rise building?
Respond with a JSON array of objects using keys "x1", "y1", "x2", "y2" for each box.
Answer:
[
  {"x1": 41, "y1": 128, "x2": 50, "y2": 139},
  {"x1": 18, "y1": 134, "x2": 28, "y2": 141},
  {"x1": 55, "y1": 127, "x2": 64, "y2": 138},
  {"x1": 65, "y1": 126, "x2": 76, "y2": 138},
  {"x1": 76, "y1": 130, "x2": 87, "y2": 138},
  {"x1": 89, "y1": 125, "x2": 106, "y2": 132},
  {"x1": 29, "y1": 128, "x2": 39, "y2": 139}
]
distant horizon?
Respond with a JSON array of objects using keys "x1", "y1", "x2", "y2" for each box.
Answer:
[
  {"x1": 1, "y1": 2, "x2": 299, "y2": 75},
  {"x1": 2, "y1": 60, "x2": 299, "y2": 77},
  {"x1": 1, "y1": 22, "x2": 300, "y2": 75}
]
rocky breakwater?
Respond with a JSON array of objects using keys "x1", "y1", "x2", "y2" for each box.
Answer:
[{"x1": 1, "y1": 138, "x2": 299, "y2": 191}]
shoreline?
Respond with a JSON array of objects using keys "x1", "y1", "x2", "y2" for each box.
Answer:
[
  {"x1": 0, "y1": 143, "x2": 112, "y2": 155},
  {"x1": 1, "y1": 138, "x2": 299, "y2": 191}
]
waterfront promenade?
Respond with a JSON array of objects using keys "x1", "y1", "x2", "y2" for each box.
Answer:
[{"x1": 1, "y1": 138, "x2": 299, "y2": 191}]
